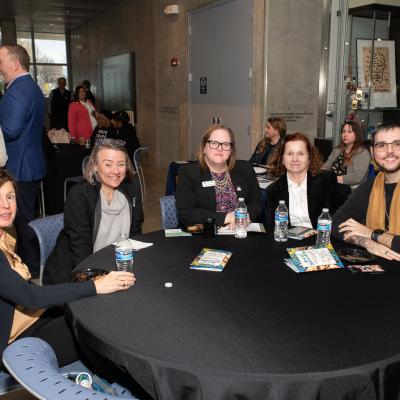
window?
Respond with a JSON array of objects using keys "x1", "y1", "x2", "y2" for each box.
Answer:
[{"x1": 16, "y1": 31, "x2": 68, "y2": 96}]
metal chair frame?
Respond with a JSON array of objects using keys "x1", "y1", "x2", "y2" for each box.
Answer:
[{"x1": 133, "y1": 147, "x2": 148, "y2": 202}]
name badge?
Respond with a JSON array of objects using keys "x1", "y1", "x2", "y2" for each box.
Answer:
[{"x1": 202, "y1": 180, "x2": 215, "y2": 188}]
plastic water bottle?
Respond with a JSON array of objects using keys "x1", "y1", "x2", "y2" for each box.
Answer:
[
  {"x1": 274, "y1": 200, "x2": 288, "y2": 242},
  {"x1": 316, "y1": 208, "x2": 332, "y2": 245},
  {"x1": 235, "y1": 195, "x2": 248, "y2": 239},
  {"x1": 115, "y1": 233, "x2": 134, "y2": 272}
]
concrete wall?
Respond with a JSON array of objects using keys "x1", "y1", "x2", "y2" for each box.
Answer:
[
  {"x1": 70, "y1": 0, "x2": 325, "y2": 166},
  {"x1": 265, "y1": 0, "x2": 325, "y2": 139}
]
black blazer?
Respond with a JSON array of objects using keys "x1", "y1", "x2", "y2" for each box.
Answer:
[
  {"x1": 265, "y1": 171, "x2": 338, "y2": 228},
  {"x1": 0, "y1": 251, "x2": 95, "y2": 363},
  {"x1": 176, "y1": 160, "x2": 263, "y2": 226}
]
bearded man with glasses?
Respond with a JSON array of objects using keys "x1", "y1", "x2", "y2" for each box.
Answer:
[{"x1": 332, "y1": 123, "x2": 400, "y2": 260}]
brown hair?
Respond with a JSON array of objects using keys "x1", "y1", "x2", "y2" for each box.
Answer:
[
  {"x1": 339, "y1": 121, "x2": 365, "y2": 165},
  {"x1": 256, "y1": 117, "x2": 287, "y2": 156},
  {"x1": 73, "y1": 85, "x2": 86, "y2": 102},
  {"x1": 0, "y1": 169, "x2": 17, "y2": 192},
  {"x1": 1, "y1": 44, "x2": 30, "y2": 72},
  {"x1": 197, "y1": 124, "x2": 236, "y2": 171},
  {"x1": 268, "y1": 132, "x2": 323, "y2": 178},
  {"x1": 84, "y1": 139, "x2": 135, "y2": 184}
]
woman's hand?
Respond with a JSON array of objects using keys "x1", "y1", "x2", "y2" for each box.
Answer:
[
  {"x1": 339, "y1": 218, "x2": 373, "y2": 241},
  {"x1": 94, "y1": 271, "x2": 135, "y2": 294},
  {"x1": 337, "y1": 176, "x2": 344, "y2": 184},
  {"x1": 224, "y1": 211, "x2": 235, "y2": 229}
]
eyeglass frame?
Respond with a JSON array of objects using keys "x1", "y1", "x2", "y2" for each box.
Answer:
[
  {"x1": 207, "y1": 140, "x2": 232, "y2": 151},
  {"x1": 373, "y1": 140, "x2": 400, "y2": 152}
]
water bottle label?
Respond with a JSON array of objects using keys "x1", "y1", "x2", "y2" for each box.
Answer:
[
  {"x1": 317, "y1": 222, "x2": 331, "y2": 231},
  {"x1": 115, "y1": 249, "x2": 133, "y2": 261},
  {"x1": 275, "y1": 213, "x2": 288, "y2": 223},
  {"x1": 235, "y1": 210, "x2": 247, "y2": 219}
]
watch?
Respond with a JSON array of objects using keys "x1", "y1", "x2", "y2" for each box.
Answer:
[{"x1": 371, "y1": 229, "x2": 385, "y2": 242}]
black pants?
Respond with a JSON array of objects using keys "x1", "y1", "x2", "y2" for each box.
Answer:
[
  {"x1": 14, "y1": 180, "x2": 40, "y2": 274},
  {"x1": 19, "y1": 308, "x2": 81, "y2": 367}
]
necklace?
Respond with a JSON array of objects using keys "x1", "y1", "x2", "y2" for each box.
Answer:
[{"x1": 211, "y1": 171, "x2": 230, "y2": 189}]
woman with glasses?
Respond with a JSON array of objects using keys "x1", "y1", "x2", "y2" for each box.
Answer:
[
  {"x1": 249, "y1": 117, "x2": 286, "y2": 166},
  {"x1": 176, "y1": 124, "x2": 263, "y2": 228},
  {"x1": 43, "y1": 139, "x2": 144, "y2": 285}
]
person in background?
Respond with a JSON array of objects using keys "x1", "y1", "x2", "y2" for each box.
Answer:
[
  {"x1": 265, "y1": 132, "x2": 337, "y2": 228},
  {"x1": 176, "y1": 124, "x2": 263, "y2": 228},
  {"x1": 44, "y1": 139, "x2": 144, "y2": 285},
  {"x1": 81, "y1": 79, "x2": 96, "y2": 106},
  {"x1": 111, "y1": 111, "x2": 140, "y2": 162},
  {"x1": 90, "y1": 110, "x2": 115, "y2": 148},
  {"x1": 68, "y1": 85, "x2": 97, "y2": 142},
  {"x1": 0, "y1": 44, "x2": 46, "y2": 276},
  {"x1": 332, "y1": 123, "x2": 400, "y2": 260},
  {"x1": 249, "y1": 117, "x2": 286, "y2": 166},
  {"x1": 0, "y1": 169, "x2": 135, "y2": 367},
  {"x1": 322, "y1": 121, "x2": 370, "y2": 205},
  {"x1": 49, "y1": 77, "x2": 71, "y2": 130}
]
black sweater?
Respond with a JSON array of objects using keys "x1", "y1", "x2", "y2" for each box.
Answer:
[{"x1": 0, "y1": 251, "x2": 95, "y2": 362}]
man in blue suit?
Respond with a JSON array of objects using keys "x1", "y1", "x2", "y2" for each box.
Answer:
[{"x1": 0, "y1": 44, "x2": 46, "y2": 275}]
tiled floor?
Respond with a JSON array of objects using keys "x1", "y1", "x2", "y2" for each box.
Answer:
[{"x1": 0, "y1": 163, "x2": 167, "y2": 399}]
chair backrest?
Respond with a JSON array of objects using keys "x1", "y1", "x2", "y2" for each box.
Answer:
[
  {"x1": 133, "y1": 146, "x2": 148, "y2": 201},
  {"x1": 2, "y1": 337, "x2": 137, "y2": 400},
  {"x1": 82, "y1": 156, "x2": 90, "y2": 174},
  {"x1": 29, "y1": 213, "x2": 64, "y2": 285},
  {"x1": 159, "y1": 195, "x2": 178, "y2": 229}
]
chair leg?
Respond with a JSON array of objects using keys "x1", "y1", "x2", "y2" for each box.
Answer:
[{"x1": 39, "y1": 182, "x2": 46, "y2": 218}]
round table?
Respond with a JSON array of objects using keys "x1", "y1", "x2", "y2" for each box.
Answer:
[{"x1": 67, "y1": 231, "x2": 400, "y2": 400}]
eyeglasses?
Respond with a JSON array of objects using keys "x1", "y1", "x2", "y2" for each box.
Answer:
[
  {"x1": 373, "y1": 140, "x2": 400, "y2": 152},
  {"x1": 94, "y1": 138, "x2": 126, "y2": 147},
  {"x1": 207, "y1": 140, "x2": 232, "y2": 151}
]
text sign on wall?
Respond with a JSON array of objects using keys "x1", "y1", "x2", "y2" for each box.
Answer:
[{"x1": 200, "y1": 77, "x2": 207, "y2": 94}]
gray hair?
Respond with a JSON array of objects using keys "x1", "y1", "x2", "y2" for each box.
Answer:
[{"x1": 83, "y1": 139, "x2": 135, "y2": 184}]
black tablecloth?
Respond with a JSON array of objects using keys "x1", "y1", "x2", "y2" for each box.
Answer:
[
  {"x1": 68, "y1": 231, "x2": 400, "y2": 400},
  {"x1": 44, "y1": 144, "x2": 90, "y2": 214}
]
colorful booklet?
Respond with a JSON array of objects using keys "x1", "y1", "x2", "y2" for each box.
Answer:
[
  {"x1": 217, "y1": 223, "x2": 266, "y2": 235},
  {"x1": 287, "y1": 226, "x2": 317, "y2": 240},
  {"x1": 190, "y1": 248, "x2": 233, "y2": 272},
  {"x1": 285, "y1": 244, "x2": 344, "y2": 273}
]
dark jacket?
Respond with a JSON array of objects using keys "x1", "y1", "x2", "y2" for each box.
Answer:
[
  {"x1": 176, "y1": 160, "x2": 263, "y2": 226},
  {"x1": 249, "y1": 138, "x2": 283, "y2": 165},
  {"x1": 44, "y1": 177, "x2": 144, "y2": 284},
  {"x1": 0, "y1": 251, "x2": 95, "y2": 363},
  {"x1": 265, "y1": 170, "x2": 338, "y2": 228},
  {"x1": 49, "y1": 87, "x2": 71, "y2": 130},
  {"x1": 111, "y1": 124, "x2": 140, "y2": 163}
]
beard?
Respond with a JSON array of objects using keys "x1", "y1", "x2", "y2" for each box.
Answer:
[{"x1": 377, "y1": 154, "x2": 400, "y2": 175}]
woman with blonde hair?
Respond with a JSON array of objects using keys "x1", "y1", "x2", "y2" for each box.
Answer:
[
  {"x1": 176, "y1": 124, "x2": 263, "y2": 227},
  {"x1": 44, "y1": 139, "x2": 144, "y2": 284},
  {"x1": 249, "y1": 117, "x2": 286, "y2": 165}
]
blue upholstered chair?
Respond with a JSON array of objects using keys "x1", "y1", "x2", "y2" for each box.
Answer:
[
  {"x1": 2, "y1": 337, "x2": 138, "y2": 399},
  {"x1": 133, "y1": 146, "x2": 148, "y2": 201},
  {"x1": 29, "y1": 213, "x2": 64, "y2": 285},
  {"x1": 159, "y1": 195, "x2": 178, "y2": 229},
  {"x1": 64, "y1": 156, "x2": 90, "y2": 201}
]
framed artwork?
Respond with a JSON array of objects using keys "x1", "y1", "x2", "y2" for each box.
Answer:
[{"x1": 356, "y1": 39, "x2": 397, "y2": 108}]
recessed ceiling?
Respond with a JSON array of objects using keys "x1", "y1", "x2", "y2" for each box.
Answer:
[{"x1": 0, "y1": 0, "x2": 127, "y2": 34}]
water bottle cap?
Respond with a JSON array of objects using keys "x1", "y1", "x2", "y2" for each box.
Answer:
[
  {"x1": 238, "y1": 197, "x2": 244, "y2": 201},
  {"x1": 322, "y1": 208, "x2": 329, "y2": 212},
  {"x1": 279, "y1": 200, "x2": 285, "y2": 204}
]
